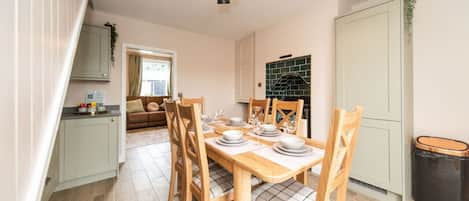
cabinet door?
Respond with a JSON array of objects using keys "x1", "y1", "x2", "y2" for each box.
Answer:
[
  {"x1": 235, "y1": 33, "x2": 255, "y2": 103},
  {"x1": 71, "y1": 25, "x2": 110, "y2": 81},
  {"x1": 350, "y1": 118, "x2": 402, "y2": 194},
  {"x1": 59, "y1": 117, "x2": 118, "y2": 183},
  {"x1": 336, "y1": 1, "x2": 401, "y2": 121}
]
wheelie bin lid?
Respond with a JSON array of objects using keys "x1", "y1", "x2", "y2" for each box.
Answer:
[{"x1": 416, "y1": 136, "x2": 469, "y2": 157}]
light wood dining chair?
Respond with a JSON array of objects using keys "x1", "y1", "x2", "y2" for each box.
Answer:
[
  {"x1": 248, "y1": 98, "x2": 271, "y2": 123},
  {"x1": 270, "y1": 98, "x2": 304, "y2": 136},
  {"x1": 251, "y1": 106, "x2": 364, "y2": 201},
  {"x1": 181, "y1": 96, "x2": 206, "y2": 114},
  {"x1": 164, "y1": 100, "x2": 187, "y2": 201},
  {"x1": 176, "y1": 103, "x2": 261, "y2": 201}
]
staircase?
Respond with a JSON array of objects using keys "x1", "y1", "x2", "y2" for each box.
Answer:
[{"x1": 0, "y1": 0, "x2": 89, "y2": 200}]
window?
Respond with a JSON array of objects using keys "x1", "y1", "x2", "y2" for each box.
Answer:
[{"x1": 140, "y1": 58, "x2": 171, "y2": 96}]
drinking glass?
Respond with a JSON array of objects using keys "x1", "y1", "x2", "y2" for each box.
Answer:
[
  {"x1": 214, "y1": 109, "x2": 225, "y2": 120},
  {"x1": 287, "y1": 120, "x2": 297, "y2": 134}
]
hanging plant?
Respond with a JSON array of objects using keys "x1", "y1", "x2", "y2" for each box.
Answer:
[
  {"x1": 406, "y1": 0, "x2": 416, "y2": 26},
  {"x1": 104, "y1": 22, "x2": 118, "y2": 62}
]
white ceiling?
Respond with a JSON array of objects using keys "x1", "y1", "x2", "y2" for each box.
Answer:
[{"x1": 92, "y1": 0, "x2": 315, "y2": 39}]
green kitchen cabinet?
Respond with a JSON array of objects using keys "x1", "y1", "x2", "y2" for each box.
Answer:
[
  {"x1": 56, "y1": 117, "x2": 119, "y2": 191},
  {"x1": 71, "y1": 24, "x2": 111, "y2": 81},
  {"x1": 335, "y1": 1, "x2": 413, "y2": 200}
]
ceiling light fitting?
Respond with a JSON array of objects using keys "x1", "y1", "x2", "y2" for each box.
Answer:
[{"x1": 217, "y1": 0, "x2": 230, "y2": 4}]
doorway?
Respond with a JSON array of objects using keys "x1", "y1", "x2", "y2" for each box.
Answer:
[{"x1": 120, "y1": 43, "x2": 177, "y2": 163}]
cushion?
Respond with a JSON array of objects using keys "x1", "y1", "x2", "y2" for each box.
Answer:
[
  {"x1": 127, "y1": 99, "x2": 145, "y2": 113},
  {"x1": 193, "y1": 164, "x2": 263, "y2": 199},
  {"x1": 160, "y1": 102, "x2": 166, "y2": 111},
  {"x1": 252, "y1": 178, "x2": 316, "y2": 201},
  {"x1": 147, "y1": 102, "x2": 160, "y2": 111}
]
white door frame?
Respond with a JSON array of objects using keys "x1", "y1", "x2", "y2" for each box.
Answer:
[{"x1": 120, "y1": 43, "x2": 178, "y2": 163}]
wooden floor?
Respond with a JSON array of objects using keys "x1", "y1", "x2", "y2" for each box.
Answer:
[{"x1": 49, "y1": 127, "x2": 376, "y2": 201}]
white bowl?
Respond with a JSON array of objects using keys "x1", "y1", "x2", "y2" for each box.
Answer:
[
  {"x1": 261, "y1": 124, "x2": 277, "y2": 132},
  {"x1": 280, "y1": 136, "x2": 305, "y2": 150},
  {"x1": 222, "y1": 130, "x2": 243, "y2": 141},
  {"x1": 229, "y1": 117, "x2": 243, "y2": 124}
]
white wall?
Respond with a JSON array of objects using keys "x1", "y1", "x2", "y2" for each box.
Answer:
[
  {"x1": 65, "y1": 10, "x2": 243, "y2": 117},
  {"x1": 253, "y1": 0, "x2": 338, "y2": 142},
  {"x1": 0, "y1": 0, "x2": 88, "y2": 201},
  {"x1": 413, "y1": 0, "x2": 469, "y2": 142}
]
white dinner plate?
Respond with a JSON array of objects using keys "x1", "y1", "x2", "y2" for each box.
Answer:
[
  {"x1": 272, "y1": 143, "x2": 313, "y2": 157},
  {"x1": 226, "y1": 122, "x2": 247, "y2": 127},
  {"x1": 219, "y1": 137, "x2": 246, "y2": 144},
  {"x1": 275, "y1": 143, "x2": 309, "y2": 153},
  {"x1": 216, "y1": 138, "x2": 249, "y2": 147},
  {"x1": 255, "y1": 131, "x2": 281, "y2": 137}
]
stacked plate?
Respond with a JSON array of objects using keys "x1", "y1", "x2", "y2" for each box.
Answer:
[
  {"x1": 255, "y1": 129, "x2": 281, "y2": 137},
  {"x1": 215, "y1": 137, "x2": 248, "y2": 147},
  {"x1": 226, "y1": 117, "x2": 247, "y2": 127},
  {"x1": 252, "y1": 124, "x2": 280, "y2": 137},
  {"x1": 226, "y1": 121, "x2": 247, "y2": 127},
  {"x1": 272, "y1": 143, "x2": 313, "y2": 157},
  {"x1": 216, "y1": 130, "x2": 248, "y2": 147}
]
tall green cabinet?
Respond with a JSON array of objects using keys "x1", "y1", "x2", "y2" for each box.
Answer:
[{"x1": 335, "y1": 0, "x2": 413, "y2": 200}]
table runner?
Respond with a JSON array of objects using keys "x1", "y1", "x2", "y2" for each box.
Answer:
[
  {"x1": 205, "y1": 138, "x2": 265, "y2": 156},
  {"x1": 252, "y1": 146, "x2": 324, "y2": 170}
]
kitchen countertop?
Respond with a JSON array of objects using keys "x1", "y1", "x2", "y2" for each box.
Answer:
[{"x1": 62, "y1": 105, "x2": 121, "y2": 120}]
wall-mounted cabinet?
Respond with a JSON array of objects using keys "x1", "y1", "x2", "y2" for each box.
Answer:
[
  {"x1": 335, "y1": 0, "x2": 412, "y2": 200},
  {"x1": 71, "y1": 24, "x2": 111, "y2": 81},
  {"x1": 235, "y1": 33, "x2": 255, "y2": 103}
]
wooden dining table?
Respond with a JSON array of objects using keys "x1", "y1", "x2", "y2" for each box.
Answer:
[{"x1": 203, "y1": 124, "x2": 326, "y2": 201}]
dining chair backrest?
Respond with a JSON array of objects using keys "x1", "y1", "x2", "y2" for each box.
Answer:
[
  {"x1": 181, "y1": 96, "x2": 206, "y2": 114},
  {"x1": 270, "y1": 98, "x2": 304, "y2": 135},
  {"x1": 164, "y1": 100, "x2": 189, "y2": 201},
  {"x1": 316, "y1": 106, "x2": 364, "y2": 201},
  {"x1": 176, "y1": 103, "x2": 211, "y2": 200},
  {"x1": 165, "y1": 100, "x2": 182, "y2": 149},
  {"x1": 248, "y1": 98, "x2": 271, "y2": 123}
]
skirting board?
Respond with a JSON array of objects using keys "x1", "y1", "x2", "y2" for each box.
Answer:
[
  {"x1": 55, "y1": 170, "x2": 117, "y2": 192},
  {"x1": 348, "y1": 179, "x2": 402, "y2": 201}
]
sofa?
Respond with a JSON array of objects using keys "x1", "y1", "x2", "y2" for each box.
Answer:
[{"x1": 126, "y1": 96, "x2": 171, "y2": 130}]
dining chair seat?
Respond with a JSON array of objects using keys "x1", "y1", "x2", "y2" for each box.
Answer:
[
  {"x1": 193, "y1": 163, "x2": 263, "y2": 199},
  {"x1": 251, "y1": 178, "x2": 316, "y2": 201}
]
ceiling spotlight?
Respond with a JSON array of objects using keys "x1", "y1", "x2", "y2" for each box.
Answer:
[{"x1": 217, "y1": 0, "x2": 230, "y2": 4}]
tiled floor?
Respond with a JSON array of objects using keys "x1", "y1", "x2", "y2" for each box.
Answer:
[{"x1": 49, "y1": 127, "x2": 376, "y2": 201}]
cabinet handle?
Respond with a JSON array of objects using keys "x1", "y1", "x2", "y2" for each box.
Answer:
[
  {"x1": 103, "y1": 73, "x2": 107, "y2": 77},
  {"x1": 111, "y1": 118, "x2": 114, "y2": 122}
]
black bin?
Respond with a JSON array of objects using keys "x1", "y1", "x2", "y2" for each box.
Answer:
[{"x1": 413, "y1": 136, "x2": 469, "y2": 201}]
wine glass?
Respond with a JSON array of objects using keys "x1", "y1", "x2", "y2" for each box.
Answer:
[
  {"x1": 281, "y1": 121, "x2": 289, "y2": 134},
  {"x1": 201, "y1": 114, "x2": 212, "y2": 131},
  {"x1": 214, "y1": 109, "x2": 225, "y2": 120},
  {"x1": 286, "y1": 119, "x2": 296, "y2": 134}
]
